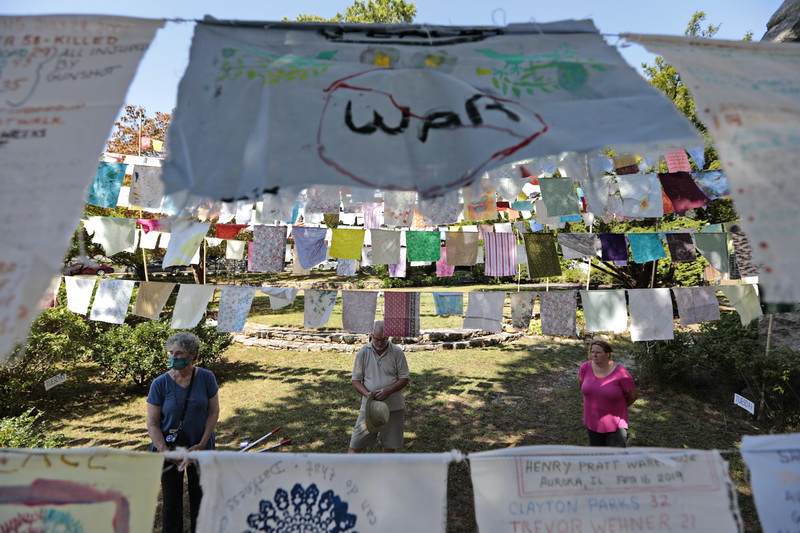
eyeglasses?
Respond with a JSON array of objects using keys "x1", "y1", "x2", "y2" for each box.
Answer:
[{"x1": 167, "y1": 350, "x2": 190, "y2": 357}]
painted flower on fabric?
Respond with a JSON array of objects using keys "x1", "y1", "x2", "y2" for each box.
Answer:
[
  {"x1": 245, "y1": 483, "x2": 357, "y2": 533},
  {"x1": 639, "y1": 197, "x2": 650, "y2": 211},
  {"x1": 410, "y1": 50, "x2": 457, "y2": 73},
  {"x1": 359, "y1": 47, "x2": 400, "y2": 67}
]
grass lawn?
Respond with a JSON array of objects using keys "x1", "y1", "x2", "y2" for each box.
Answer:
[{"x1": 43, "y1": 333, "x2": 765, "y2": 532}]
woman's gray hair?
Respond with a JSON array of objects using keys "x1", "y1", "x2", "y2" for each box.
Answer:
[{"x1": 166, "y1": 332, "x2": 201, "y2": 356}]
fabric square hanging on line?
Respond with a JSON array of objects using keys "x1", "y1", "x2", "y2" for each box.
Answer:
[
  {"x1": 692, "y1": 232, "x2": 730, "y2": 274},
  {"x1": 65, "y1": 277, "x2": 97, "y2": 316},
  {"x1": 664, "y1": 232, "x2": 697, "y2": 263},
  {"x1": 538, "y1": 177, "x2": 581, "y2": 216},
  {"x1": 329, "y1": 228, "x2": 366, "y2": 260},
  {"x1": 627, "y1": 288, "x2": 674, "y2": 342},
  {"x1": 436, "y1": 247, "x2": 455, "y2": 277},
  {"x1": 132, "y1": 282, "x2": 176, "y2": 319},
  {"x1": 130, "y1": 164, "x2": 165, "y2": 209},
  {"x1": 463, "y1": 292, "x2": 506, "y2": 333},
  {"x1": 383, "y1": 190, "x2": 416, "y2": 227},
  {"x1": 89, "y1": 279, "x2": 136, "y2": 324},
  {"x1": 383, "y1": 291, "x2": 421, "y2": 338},
  {"x1": 598, "y1": 234, "x2": 628, "y2": 262},
  {"x1": 217, "y1": 286, "x2": 257, "y2": 332},
  {"x1": 510, "y1": 292, "x2": 537, "y2": 331},
  {"x1": 522, "y1": 233, "x2": 562, "y2": 278},
  {"x1": 304, "y1": 290, "x2": 338, "y2": 329},
  {"x1": 671, "y1": 286, "x2": 720, "y2": 326},
  {"x1": 370, "y1": 229, "x2": 402, "y2": 265},
  {"x1": 484, "y1": 233, "x2": 517, "y2": 277},
  {"x1": 617, "y1": 174, "x2": 665, "y2": 218},
  {"x1": 250, "y1": 225, "x2": 287, "y2": 273},
  {"x1": 432, "y1": 292, "x2": 463, "y2": 316},
  {"x1": 171, "y1": 285, "x2": 216, "y2": 329},
  {"x1": 540, "y1": 290, "x2": 577, "y2": 337},
  {"x1": 163, "y1": 221, "x2": 211, "y2": 267},
  {"x1": 658, "y1": 172, "x2": 712, "y2": 213},
  {"x1": 83, "y1": 217, "x2": 137, "y2": 256},
  {"x1": 342, "y1": 291, "x2": 378, "y2": 334},
  {"x1": 580, "y1": 290, "x2": 628, "y2": 333},
  {"x1": 719, "y1": 284, "x2": 762, "y2": 326},
  {"x1": 86, "y1": 162, "x2": 126, "y2": 209},
  {"x1": 626, "y1": 233, "x2": 666, "y2": 263},
  {"x1": 292, "y1": 226, "x2": 329, "y2": 269},
  {"x1": 406, "y1": 231, "x2": 441, "y2": 262}
]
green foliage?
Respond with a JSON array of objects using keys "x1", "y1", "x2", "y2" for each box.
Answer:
[
  {"x1": 631, "y1": 312, "x2": 800, "y2": 428},
  {"x1": 291, "y1": 0, "x2": 416, "y2": 23},
  {"x1": 0, "y1": 408, "x2": 67, "y2": 448},
  {"x1": 0, "y1": 307, "x2": 99, "y2": 417},
  {"x1": 93, "y1": 319, "x2": 233, "y2": 386}
]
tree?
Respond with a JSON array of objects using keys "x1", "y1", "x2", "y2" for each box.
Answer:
[
  {"x1": 641, "y1": 12, "x2": 720, "y2": 134},
  {"x1": 291, "y1": 0, "x2": 416, "y2": 23},
  {"x1": 106, "y1": 105, "x2": 171, "y2": 157}
]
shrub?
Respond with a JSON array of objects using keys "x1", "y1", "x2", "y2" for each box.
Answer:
[
  {"x1": 0, "y1": 408, "x2": 67, "y2": 448},
  {"x1": 0, "y1": 307, "x2": 98, "y2": 417},
  {"x1": 93, "y1": 319, "x2": 233, "y2": 386},
  {"x1": 631, "y1": 312, "x2": 800, "y2": 428}
]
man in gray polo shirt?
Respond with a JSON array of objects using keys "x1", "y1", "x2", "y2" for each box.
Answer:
[{"x1": 348, "y1": 320, "x2": 410, "y2": 453}]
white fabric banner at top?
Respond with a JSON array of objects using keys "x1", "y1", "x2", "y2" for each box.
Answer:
[
  {"x1": 163, "y1": 20, "x2": 698, "y2": 202},
  {"x1": 0, "y1": 15, "x2": 164, "y2": 363},
  {"x1": 741, "y1": 433, "x2": 800, "y2": 533},
  {"x1": 469, "y1": 446, "x2": 741, "y2": 533},
  {"x1": 624, "y1": 35, "x2": 800, "y2": 303},
  {"x1": 0, "y1": 447, "x2": 163, "y2": 533},
  {"x1": 195, "y1": 451, "x2": 453, "y2": 533}
]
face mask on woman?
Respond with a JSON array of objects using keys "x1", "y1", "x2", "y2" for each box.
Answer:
[{"x1": 169, "y1": 356, "x2": 190, "y2": 370}]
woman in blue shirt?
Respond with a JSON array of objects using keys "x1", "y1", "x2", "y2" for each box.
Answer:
[{"x1": 146, "y1": 332, "x2": 220, "y2": 533}]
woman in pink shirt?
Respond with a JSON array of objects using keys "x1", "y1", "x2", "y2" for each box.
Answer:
[{"x1": 578, "y1": 340, "x2": 638, "y2": 447}]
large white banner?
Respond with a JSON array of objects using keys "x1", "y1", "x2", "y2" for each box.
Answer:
[
  {"x1": 0, "y1": 448, "x2": 163, "y2": 533},
  {"x1": 470, "y1": 446, "x2": 741, "y2": 532},
  {"x1": 741, "y1": 433, "x2": 800, "y2": 533},
  {"x1": 625, "y1": 35, "x2": 800, "y2": 303},
  {"x1": 163, "y1": 20, "x2": 698, "y2": 202},
  {"x1": 0, "y1": 15, "x2": 163, "y2": 362},
  {"x1": 196, "y1": 451, "x2": 453, "y2": 533}
]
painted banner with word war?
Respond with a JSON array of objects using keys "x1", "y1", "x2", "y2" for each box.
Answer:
[{"x1": 163, "y1": 19, "x2": 698, "y2": 202}]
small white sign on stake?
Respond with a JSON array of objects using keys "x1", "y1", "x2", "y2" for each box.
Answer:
[
  {"x1": 734, "y1": 393, "x2": 755, "y2": 414},
  {"x1": 44, "y1": 373, "x2": 67, "y2": 391}
]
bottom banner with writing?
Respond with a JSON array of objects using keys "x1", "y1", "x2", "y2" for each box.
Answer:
[
  {"x1": 196, "y1": 451, "x2": 454, "y2": 533},
  {"x1": 469, "y1": 445, "x2": 741, "y2": 533}
]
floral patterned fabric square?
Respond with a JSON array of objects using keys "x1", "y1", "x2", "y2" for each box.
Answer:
[
  {"x1": 89, "y1": 279, "x2": 136, "y2": 324},
  {"x1": 384, "y1": 191, "x2": 415, "y2": 227},
  {"x1": 510, "y1": 292, "x2": 537, "y2": 331},
  {"x1": 250, "y1": 225, "x2": 287, "y2": 273},
  {"x1": 217, "y1": 286, "x2": 257, "y2": 332},
  {"x1": 540, "y1": 290, "x2": 577, "y2": 337},
  {"x1": 433, "y1": 292, "x2": 463, "y2": 316},
  {"x1": 303, "y1": 290, "x2": 338, "y2": 329}
]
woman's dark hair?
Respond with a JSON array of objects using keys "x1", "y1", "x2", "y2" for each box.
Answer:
[{"x1": 588, "y1": 340, "x2": 613, "y2": 359}]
